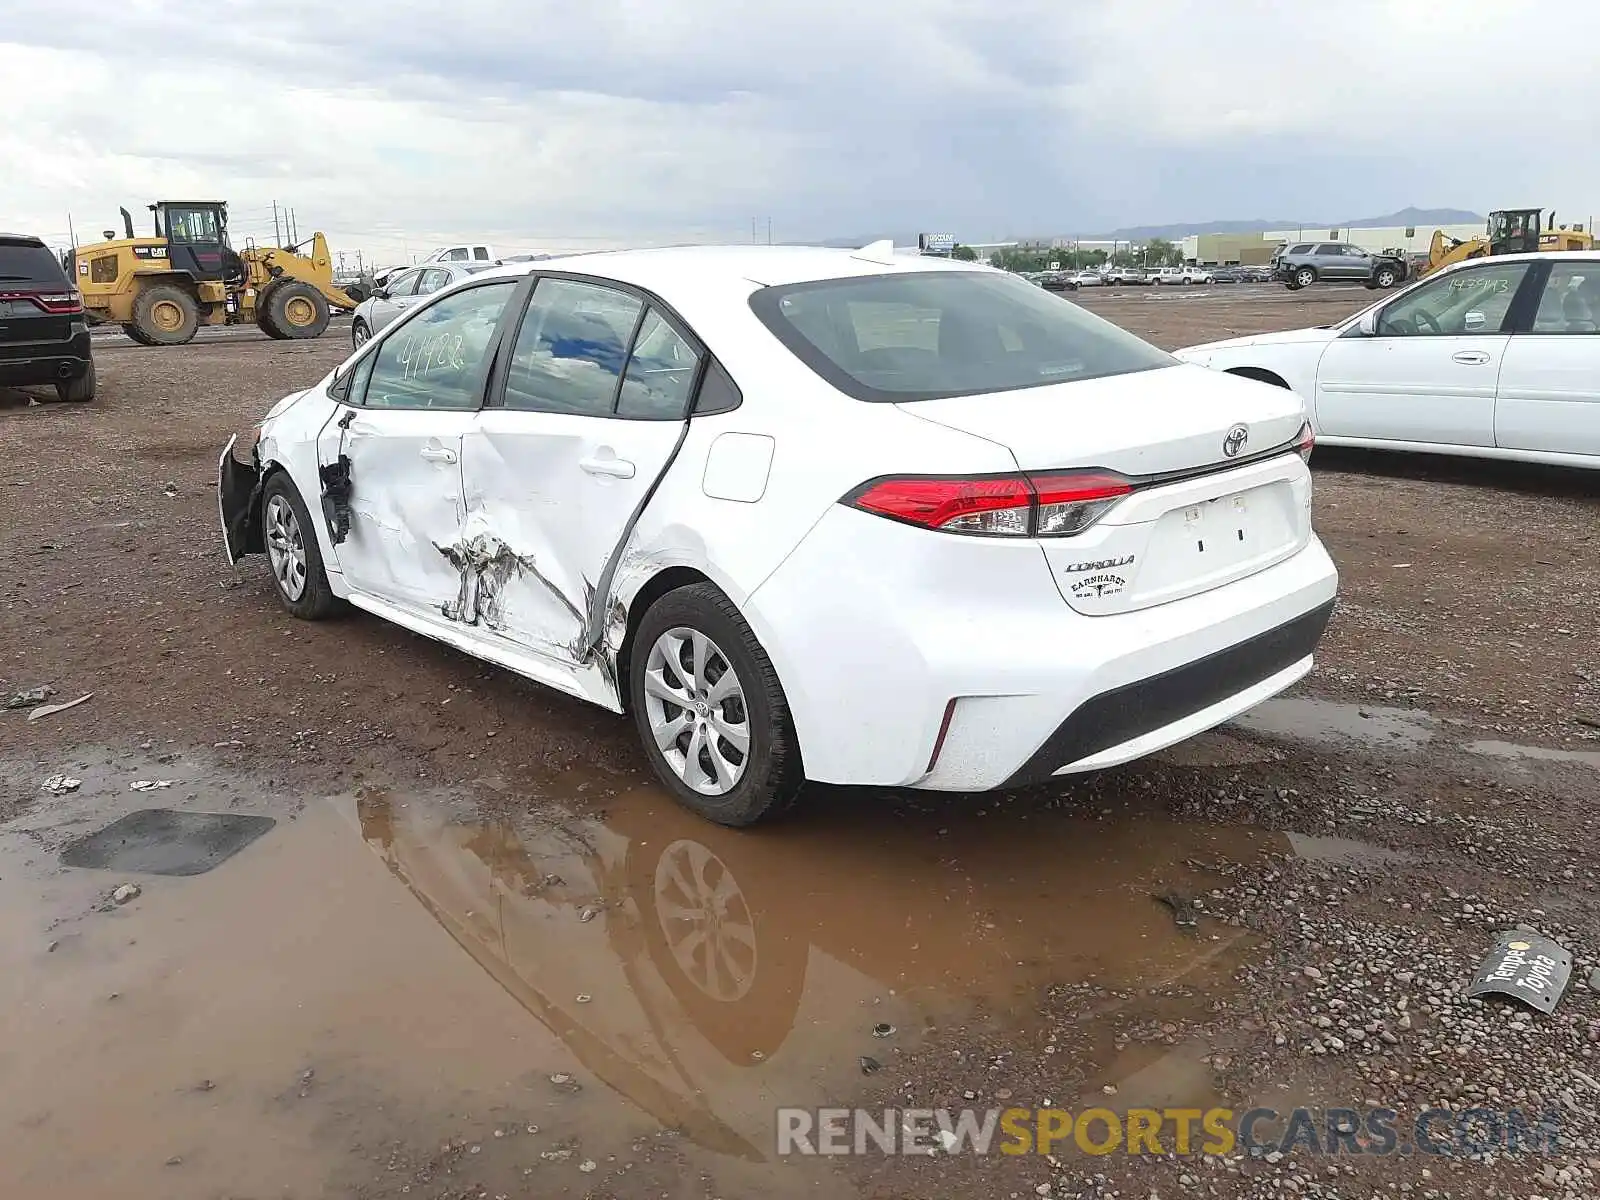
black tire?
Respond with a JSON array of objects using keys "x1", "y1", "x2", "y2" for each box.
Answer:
[
  {"x1": 260, "y1": 281, "x2": 330, "y2": 341},
  {"x1": 1373, "y1": 265, "x2": 1399, "y2": 289},
  {"x1": 1293, "y1": 267, "x2": 1317, "y2": 290},
  {"x1": 121, "y1": 322, "x2": 157, "y2": 346},
  {"x1": 131, "y1": 284, "x2": 200, "y2": 346},
  {"x1": 351, "y1": 318, "x2": 371, "y2": 351},
  {"x1": 53, "y1": 360, "x2": 96, "y2": 403},
  {"x1": 259, "y1": 472, "x2": 340, "y2": 620},
  {"x1": 629, "y1": 582, "x2": 804, "y2": 826}
]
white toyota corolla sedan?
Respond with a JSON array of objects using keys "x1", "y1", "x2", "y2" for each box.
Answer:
[
  {"x1": 219, "y1": 244, "x2": 1337, "y2": 825},
  {"x1": 1175, "y1": 251, "x2": 1600, "y2": 469}
]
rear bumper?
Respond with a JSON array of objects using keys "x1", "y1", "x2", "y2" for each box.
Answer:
[
  {"x1": 0, "y1": 329, "x2": 93, "y2": 386},
  {"x1": 745, "y1": 504, "x2": 1339, "y2": 791},
  {"x1": 1001, "y1": 598, "x2": 1332, "y2": 785}
]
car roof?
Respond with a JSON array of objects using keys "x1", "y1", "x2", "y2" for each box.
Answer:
[
  {"x1": 0, "y1": 233, "x2": 47, "y2": 245},
  {"x1": 471, "y1": 244, "x2": 991, "y2": 292}
]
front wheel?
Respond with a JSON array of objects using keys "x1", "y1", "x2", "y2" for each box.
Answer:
[
  {"x1": 260, "y1": 474, "x2": 340, "y2": 620},
  {"x1": 629, "y1": 583, "x2": 804, "y2": 826},
  {"x1": 352, "y1": 319, "x2": 371, "y2": 350}
]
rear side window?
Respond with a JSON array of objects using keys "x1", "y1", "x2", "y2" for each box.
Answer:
[
  {"x1": 1288, "y1": 244, "x2": 1312, "y2": 255},
  {"x1": 749, "y1": 270, "x2": 1172, "y2": 402},
  {"x1": 0, "y1": 238, "x2": 67, "y2": 286}
]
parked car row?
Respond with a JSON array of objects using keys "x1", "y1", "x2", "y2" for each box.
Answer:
[{"x1": 1023, "y1": 265, "x2": 1276, "y2": 288}]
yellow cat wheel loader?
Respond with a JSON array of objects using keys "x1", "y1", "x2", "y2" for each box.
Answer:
[
  {"x1": 1419, "y1": 208, "x2": 1595, "y2": 280},
  {"x1": 71, "y1": 201, "x2": 360, "y2": 346}
]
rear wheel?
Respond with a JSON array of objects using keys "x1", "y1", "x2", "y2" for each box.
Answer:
[
  {"x1": 53, "y1": 360, "x2": 96, "y2": 403},
  {"x1": 260, "y1": 474, "x2": 339, "y2": 620},
  {"x1": 131, "y1": 284, "x2": 200, "y2": 346},
  {"x1": 1292, "y1": 267, "x2": 1317, "y2": 290},
  {"x1": 629, "y1": 583, "x2": 804, "y2": 826},
  {"x1": 259, "y1": 281, "x2": 330, "y2": 341}
]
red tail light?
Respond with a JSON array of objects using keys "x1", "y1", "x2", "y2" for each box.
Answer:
[
  {"x1": 845, "y1": 469, "x2": 1135, "y2": 537},
  {"x1": 0, "y1": 289, "x2": 83, "y2": 315},
  {"x1": 1295, "y1": 421, "x2": 1315, "y2": 463}
]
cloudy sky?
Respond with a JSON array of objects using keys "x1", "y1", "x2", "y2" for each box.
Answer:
[{"x1": 6, "y1": 0, "x2": 1598, "y2": 263}]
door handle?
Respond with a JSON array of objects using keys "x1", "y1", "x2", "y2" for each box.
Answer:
[
  {"x1": 419, "y1": 446, "x2": 458, "y2": 464},
  {"x1": 579, "y1": 455, "x2": 636, "y2": 479},
  {"x1": 1452, "y1": 350, "x2": 1491, "y2": 365}
]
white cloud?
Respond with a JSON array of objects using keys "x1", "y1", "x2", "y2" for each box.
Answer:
[{"x1": 4, "y1": 0, "x2": 1597, "y2": 261}]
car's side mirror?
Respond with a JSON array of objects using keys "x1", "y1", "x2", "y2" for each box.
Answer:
[
  {"x1": 1355, "y1": 310, "x2": 1380, "y2": 337},
  {"x1": 372, "y1": 287, "x2": 388, "y2": 300}
]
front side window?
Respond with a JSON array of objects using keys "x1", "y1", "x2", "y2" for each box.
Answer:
[
  {"x1": 385, "y1": 270, "x2": 421, "y2": 298},
  {"x1": 503, "y1": 279, "x2": 642, "y2": 414},
  {"x1": 1376, "y1": 262, "x2": 1531, "y2": 337},
  {"x1": 444, "y1": 248, "x2": 470, "y2": 261},
  {"x1": 750, "y1": 270, "x2": 1172, "y2": 402},
  {"x1": 1530, "y1": 263, "x2": 1600, "y2": 333},
  {"x1": 360, "y1": 282, "x2": 517, "y2": 410},
  {"x1": 416, "y1": 268, "x2": 452, "y2": 296},
  {"x1": 166, "y1": 207, "x2": 222, "y2": 244}
]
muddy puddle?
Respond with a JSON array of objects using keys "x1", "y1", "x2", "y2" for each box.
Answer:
[{"x1": 0, "y1": 746, "x2": 1338, "y2": 1198}]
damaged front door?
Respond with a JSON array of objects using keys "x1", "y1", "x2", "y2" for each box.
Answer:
[
  {"x1": 318, "y1": 279, "x2": 522, "y2": 619},
  {"x1": 456, "y1": 280, "x2": 702, "y2": 664}
]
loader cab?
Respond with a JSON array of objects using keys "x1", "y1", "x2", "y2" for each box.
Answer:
[
  {"x1": 1487, "y1": 208, "x2": 1543, "y2": 256},
  {"x1": 152, "y1": 201, "x2": 244, "y2": 286}
]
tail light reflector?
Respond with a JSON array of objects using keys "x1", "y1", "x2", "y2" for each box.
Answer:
[
  {"x1": 1295, "y1": 421, "x2": 1315, "y2": 463},
  {"x1": 0, "y1": 288, "x2": 84, "y2": 315},
  {"x1": 845, "y1": 469, "x2": 1135, "y2": 538}
]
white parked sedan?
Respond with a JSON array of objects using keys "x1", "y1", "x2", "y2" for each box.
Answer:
[
  {"x1": 218, "y1": 245, "x2": 1337, "y2": 825},
  {"x1": 1175, "y1": 251, "x2": 1600, "y2": 468}
]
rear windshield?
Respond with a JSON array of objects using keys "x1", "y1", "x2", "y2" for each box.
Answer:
[
  {"x1": 749, "y1": 270, "x2": 1172, "y2": 402},
  {"x1": 0, "y1": 239, "x2": 67, "y2": 286}
]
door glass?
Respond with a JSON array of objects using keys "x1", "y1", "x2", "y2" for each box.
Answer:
[
  {"x1": 165, "y1": 207, "x2": 221, "y2": 244},
  {"x1": 360, "y1": 282, "x2": 517, "y2": 410},
  {"x1": 503, "y1": 279, "x2": 643, "y2": 414},
  {"x1": 1376, "y1": 262, "x2": 1531, "y2": 336},
  {"x1": 385, "y1": 270, "x2": 421, "y2": 298},
  {"x1": 617, "y1": 309, "x2": 703, "y2": 419},
  {"x1": 473, "y1": 247, "x2": 491, "y2": 260},
  {"x1": 1530, "y1": 263, "x2": 1600, "y2": 333},
  {"x1": 445, "y1": 248, "x2": 469, "y2": 261},
  {"x1": 416, "y1": 268, "x2": 451, "y2": 296}
]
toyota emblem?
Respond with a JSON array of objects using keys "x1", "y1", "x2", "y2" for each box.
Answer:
[{"x1": 1222, "y1": 423, "x2": 1249, "y2": 457}]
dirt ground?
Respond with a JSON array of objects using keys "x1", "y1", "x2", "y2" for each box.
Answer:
[{"x1": 2, "y1": 285, "x2": 1598, "y2": 1200}]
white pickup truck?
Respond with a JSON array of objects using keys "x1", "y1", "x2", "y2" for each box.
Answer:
[{"x1": 373, "y1": 244, "x2": 497, "y2": 288}]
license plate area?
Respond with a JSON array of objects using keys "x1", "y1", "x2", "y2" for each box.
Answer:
[{"x1": 1132, "y1": 481, "x2": 1300, "y2": 603}]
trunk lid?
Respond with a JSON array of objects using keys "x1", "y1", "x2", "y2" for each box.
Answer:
[{"x1": 900, "y1": 364, "x2": 1314, "y2": 615}]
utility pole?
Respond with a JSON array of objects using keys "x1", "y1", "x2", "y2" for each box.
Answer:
[
  {"x1": 751, "y1": 217, "x2": 757, "y2": 244},
  {"x1": 272, "y1": 201, "x2": 282, "y2": 247},
  {"x1": 766, "y1": 217, "x2": 772, "y2": 245},
  {"x1": 289, "y1": 209, "x2": 298, "y2": 245},
  {"x1": 66, "y1": 212, "x2": 76, "y2": 249}
]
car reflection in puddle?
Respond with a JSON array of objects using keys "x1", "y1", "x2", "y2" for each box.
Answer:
[{"x1": 356, "y1": 784, "x2": 1296, "y2": 1160}]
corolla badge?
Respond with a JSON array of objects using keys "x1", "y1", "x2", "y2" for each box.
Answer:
[{"x1": 1222, "y1": 423, "x2": 1249, "y2": 457}]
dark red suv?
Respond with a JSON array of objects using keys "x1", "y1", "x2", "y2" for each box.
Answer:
[{"x1": 0, "y1": 233, "x2": 95, "y2": 402}]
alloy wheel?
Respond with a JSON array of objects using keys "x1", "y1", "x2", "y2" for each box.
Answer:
[
  {"x1": 264, "y1": 494, "x2": 308, "y2": 601},
  {"x1": 643, "y1": 627, "x2": 750, "y2": 796},
  {"x1": 653, "y1": 838, "x2": 756, "y2": 1001}
]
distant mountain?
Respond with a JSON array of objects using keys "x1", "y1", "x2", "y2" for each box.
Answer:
[{"x1": 1092, "y1": 207, "x2": 1483, "y2": 242}]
